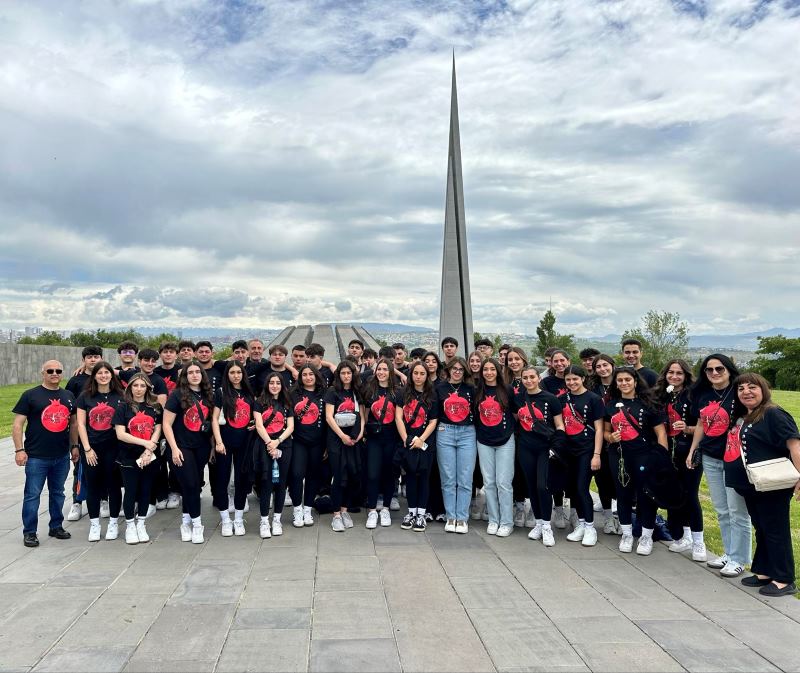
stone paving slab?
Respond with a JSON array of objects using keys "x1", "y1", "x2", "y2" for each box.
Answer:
[{"x1": 1, "y1": 435, "x2": 799, "y2": 672}]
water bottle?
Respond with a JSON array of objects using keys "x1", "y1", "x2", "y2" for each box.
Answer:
[{"x1": 272, "y1": 449, "x2": 281, "y2": 483}]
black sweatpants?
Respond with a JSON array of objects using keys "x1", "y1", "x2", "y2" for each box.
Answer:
[
  {"x1": 82, "y1": 440, "x2": 122, "y2": 519},
  {"x1": 592, "y1": 448, "x2": 614, "y2": 510},
  {"x1": 608, "y1": 446, "x2": 657, "y2": 530},
  {"x1": 366, "y1": 432, "x2": 399, "y2": 510},
  {"x1": 328, "y1": 445, "x2": 360, "y2": 512},
  {"x1": 518, "y1": 444, "x2": 552, "y2": 521},
  {"x1": 740, "y1": 487, "x2": 795, "y2": 584},
  {"x1": 564, "y1": 449, "x2": 594, "y2": 523},
  {"x1": 289, "y1": 436, "x2": 324, "y2": 508},
  {"x1": 169, "y1": 444, "x2": 209, "y2": 519},
  {"x1": 120, "y1": 461, "x2": 157, "y2": 520},
  {"x1": 668, "y1": 448, "x2": 704, "y2": 532},
  {"x1": 210, "y1": 446, "x2": 235, "y2": 512},
  {"x1": 258, "y1": 445, "x2": 293, "y2": 517}
]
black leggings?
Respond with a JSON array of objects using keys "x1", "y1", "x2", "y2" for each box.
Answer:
[
  {"x1": 328, "y1": 445, "x2": 360, "y2": 512},
  {"x1": 83, "y1": 440, "x2": 122, "y2": 519},
  {"x1": 210, "y1": 445, "x2": 235, "y2": 512},
  {"x1": 592, "y1": 447, "x2": 614, "y2": 510},
  {"x1": 366, "y1": 432, "x2": 399, "y2": 510},
  {"x1": 608, "y1": 446, "x2": 657, "y2": 529},
  {"x1": 740, "y1": 487, "x2": 794, "y2": 584},
  {"x1": 289, "y1": 436, "x2": 324, "y2": 508},
  {"x1": 517, "y1": 444, "x2": 552, "y2": 521},
  {"x1": 169, "y1": 444, "x2": 209, "y2": 519},
  {"x1": 120, "y1": 461, "x2": 157, "y2": 519},
  {"x1": 668, "y1": 448, "x2": 704, "y2": 531},
  {"x1": 257, "y1": 444, "x2": 293, "y2": 516},
  {"x1": 564, "y1": 450, "x2": 594, "y2": 523}
]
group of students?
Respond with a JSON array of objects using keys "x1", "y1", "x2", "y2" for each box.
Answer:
[{"x1": 12, "y1": 334, "x2": 800, "y2": 597}]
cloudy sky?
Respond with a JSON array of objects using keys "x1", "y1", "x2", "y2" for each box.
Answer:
[{"x1": 1, "y1": 0, "x2": 798, "y2": 337}]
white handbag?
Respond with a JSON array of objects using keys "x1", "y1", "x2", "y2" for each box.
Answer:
[{"x1": 738, "y1": 419, "x2": 800, "y2": 492}]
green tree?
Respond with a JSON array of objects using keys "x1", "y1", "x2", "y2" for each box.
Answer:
[
  {"x1": 534, "y1": 310, "x2": 576, "y2": 360},
  {"x1": 473, "y1": 332, "x2": 504, "y2": 356},
  {"x1": 18, "y1": 330, "x2": 69, "y2": 345},
  {"x1": 621, "y1": 310, "x2": 689, "y2": 373},
  {"x1": 751, "y1": 336, "x2": 800, "y2": 391}
]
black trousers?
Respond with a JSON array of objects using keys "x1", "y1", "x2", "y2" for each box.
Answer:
[
  {"x1": 406, "y1": 463, "x2": 431, "y2": 510},
  {"x1": 518, "y1": 444, "x2": 552, "y2": 521},
  {"x1": 289, "y1": 436, "x2": 324, "y2": 508},
  {"x1": 564, "y1": 449, "x2": 594, "y2": 523},
  {"x1": 366, "y1": 432, "x2": 399, "y2": 509},
  {"x1": 120, "y1": 461, "x2": 157, "y2": 520},
  {"x1": 328, "y1": 444, "x2": 360, "y2": 512},
  {"x1": 608, "y1": 446, "x2": 657, "y2": 530},
  {"x1": 257, "y1": 444, "x2": 293, "y2": 517},
  {"x1": 472, "y1": 460, "x2": 484, "y2": 496},
  {"x1": 592, "y1": 448, "x2": 614, "y2": 510},
  {"x1": 169, "y1": 444, "x2": 209, "y2": 519},
  {"x1": 739, "y1": 487, "x2": 794, "y2": 583},
  {"x1": 668, "y1": 448, "x2": 704, "y2": 532},
  {"x1": 82, "y1": 440, "x2": 121, "y2": 519}
]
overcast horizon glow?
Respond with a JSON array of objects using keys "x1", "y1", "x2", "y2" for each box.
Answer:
[{"x1": 1, "y1": 0, "x2": 799, "y2": 337}]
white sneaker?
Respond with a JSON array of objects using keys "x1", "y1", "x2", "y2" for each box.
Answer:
[
  {"x1": 528, "y1": 524, "x2": 543, "y2": 540},
  {"x1": 166, "y1": 493, "x2": 181, "y2": 509},
  {"x1": 303, "y1": 506, "x2": 314, "y2": 526},
  {"x1": 191, "y1": 525, "x2": 204, "y2": 544},
  {"x1": 455, "y1": 520, "x2": 468, "y2": 534},
  {"x1": 552, "y1": 508, "x2": 566, "y2": 529},
  {"x1": 331, "y1": 516, "x2": 344, "y2": 532},
  {"x1": 260, "y1": 520, "x2": 272, "y2": 538},
  {"x1": 692, "y1": 542, "x2": 708, "y2": 562},
  {"x1": 271, "y1": 517, "x2": 283, "y2": 536},
  {"x1": 180, "y1": 523, "x2": 192, "y2": 542},
  {"x1": 233, "y1": 520, "x2": 245, "y2": 536},
  {"x1": 513, "y1": 502, "x2": 525, "y2": 527},
  {"x1": 136, "y1": 518, "x2": 150, "y2": 543},
  {"x1": 366, "y1": 511, "x2": 378, "y2": 529},
  {"x1": 380, "y1": 508, "x2": 391, "y2": 527},
  {"x1": 636, "y1": 536, "x2": 653, "y2": 556},
  {"x1": 145, "y1": 504, "x2": 156, "y2": 519},
  {"x1": 542, "y1": 527, "x2": 555, "y2": 547},
  {"x1": 125, "y1": 521, "x2": 139, "y2": 544},
  {"x1": 487, "y1": 522, "x2": 499, "y2": 535},
  {"x1": 221, "y1": 520, "x2": 233, "y2": 537},
  {"x1": 481, "y1": 504, "x2": 489, "y2": 521},
  {"x1": 292, "y1": 506, "x2": 304, "y2": 528},
  {"x1": 390, "y1": 497, "x2": 400, "y2": 511},
  {"x1": 720, "y1": 561, "x2": 745, "y2": 577},
  {"x1": 99, "y1": 500, "x2": 110, "y2": 518},
  {"x1": 707, "y1": 554, "x2": 729, "y2": 569},
  {"x1": 67, "y1": 502, "x2": 83, "y2": 521},
  {"x1": 470, "y1": 498, "x2": 482, "y2": 520},
  {"x1": 669, "y1": 536, "x2": 692, "y2": 553},
  {"x1": 156, "y1": 499, "x2": 167, "y2": 510},
  {"x1": 88, "y1": 520, "x2": 101, "y2": 542},
  {"x1": 582, "y1": 526, "x2": 598, "y2": 547},
  {"x1": 567, "y1": 524, "x2": 586, "y2": 542},
  {"x1": 342, "y1": 512, "x2": 354, "y2": 529},
  {"x1": 105, "y1": 519, "x2": 119, "y2": 540},
  {"x1": 496, "y1": 524, "x2": 513, "y2": 538},
  {"x1": 619, "y1": 534, "x2": 634, "y2": 553},
  {"x1": 603, "y1": 515, "x2": 621, "y2": 535},
  {"x1": 525, "y1": 508, "x2": 536, "y2": 528},
  {"x1": 444, "y1": 519, "x2": 456, "y2": 533}
]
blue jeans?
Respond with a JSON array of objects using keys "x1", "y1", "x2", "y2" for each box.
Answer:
[
  {"x1": 437, "y1": 424, "x2": 477, "y2": 521},
  {"x1": 23, "y1": 455, "x2": 70, "y2": 535},
  {"x1": 477, "y1": 436, "x2": 516, "y2": 527},
  {"x1": 703, "y1": 454, "x2": 751, "y2": 566}
]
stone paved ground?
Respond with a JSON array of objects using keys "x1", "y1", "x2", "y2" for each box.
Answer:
[{"x1": 1, "y1": 435, "x2": 799, "y2": 673}]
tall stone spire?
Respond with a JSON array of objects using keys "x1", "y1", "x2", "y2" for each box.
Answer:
[{"x1": 439, "y1": 55, "x2": 474, "y2": 358}]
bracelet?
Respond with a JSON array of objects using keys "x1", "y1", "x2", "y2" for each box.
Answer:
[
  {"x1": 14, "y1": 448, "x2": 25, "y2": 453},
  {"x1": 84, "y1": 447, "x2": 94, "y2": 453},
  {"x1": 71, "y1": 444, "x2": 79, "y2": 449}
]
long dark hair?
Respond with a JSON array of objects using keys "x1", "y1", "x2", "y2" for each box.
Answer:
[
  {"x1": 608, "y1": 366, "x2": 659, "y2": 410},
  {"x1": 220, "y1": 361, "x2": 255, "y2": 421},
  {"x1": 124, "y1": 372, "x2": 161, "y2": 411},
  {"x1": 503, "y1": 346, "x2": 529, "y2": 385},
  {"x1": 365, "y1": 358, "x2": 398, "y2": 399},
  {"x1": 422, "y1": 351, "x2": 444, "y2": 381},
  {"x1": 588, "y1": 353, "x2": 616, "y2": 391},
  {"x1": 291, "y1": 364, "x2": 325, "y2": 395},
  {"x1": 733, "y1": 372, "x2": 775, "y2": 425},
  {"x1": 332, "y1": 360, "x2": 364, "y2": 403},
  {"x1": 258, "y1": 372, "x2": 292, "y2": 409},
  {"x1": 87, "y1": 361, "x2": 124, "y2": 397},
  {"x1": 475, "y1": 358, "x2": 509, "y2": 411},
  {"x1": 654, "y1": 359, "x2": 694, "y2": 403},
  {"x1": 176, "y1": 361, "x2": 214, "y2": 410},
  {"x1": 404, "y1": 360, "x2": 434, "y2": 408},
  {"x1": 692, "y1": 353, "x2": 740, "y2": 396}
]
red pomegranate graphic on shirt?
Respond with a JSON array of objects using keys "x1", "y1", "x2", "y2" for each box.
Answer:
[
  {"x1": 611, "y1": 410, "x2": 640, "y2": 441},
  {"x1": 264, "y1": 407, "x2": 285, "y2": 435},
  {"x1": 518, "y1": 402, "x2": 544, "y2": 432},
  {"x1": 41, "y1": 398, "x2": 70, "y2": 433},
  {"x1": 184, "y1": 401, "x2": 208, "y2": 432},
  {"x1": 165, "y1": 378, "x2": 177, "y2": 394},
  {"x1": 337, "y1": 397, "x2": 356, "y2": 414},
  {"x1": 371, "y1": 395, "x2": 396, "y2": 424},
  {"x1": 701, "y1": 401, "x2": 730, "y2": 437},
  {"x1": 724, "y1": 424, "x2": 742, "y2": 462},
  {"x1": 228, "y1": 397, "x2": 251, "y2": 429},
  {"x1": 128, "y1": 411, "x2": 154, "y2": 440},
  {"x1": 561, "y1": 403, "x2": 586, "y2": 436},
  {"x1": 666, "y1": 403, "x2": 682, "y2": 437},
  {"x1": 479, "y1": 396, "x2": 503, "y2": 427},
  {"x1": 89, "y1": 401, "x2": 115, "y2": 431},
  {"x1": 294, "y1": 397, "x2": 320, "y2": 425},
  {"x1": 443, "y1": 392, "x2": 470, "y2": 423},
  {"x1": 403, "y1": 399, "x2": 427, "y2": 429}
]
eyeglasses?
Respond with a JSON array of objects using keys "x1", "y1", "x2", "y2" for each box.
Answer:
[
  {"x1": 45, "y1": 368, "x2": 63, "y2": 375},
  {"x1": 705, "y1": 366, "x2": 726, "y2": 374},
  {"x1": 120, "y1": 350, "x2": 136, "y2": 355},
  {"x1": 450, "y1": 367, "x2": 465, "y2": 373}
]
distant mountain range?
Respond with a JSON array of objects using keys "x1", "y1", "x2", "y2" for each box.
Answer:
[{"x1": 590, "y1": 328, "x2": 800, "y2": 352}]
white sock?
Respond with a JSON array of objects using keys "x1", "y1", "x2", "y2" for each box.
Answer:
[
  {"x1": 536, "y1": 518, "x2": 545, "y2": 527},
  {"x1": 621, "y1": 524, "x2": 633, "y2": 536},
  {"x1": 691, "y1": 530, "x2": 705, "y2": 544},
  {"x1": 585, "y1": 521, "x2": 595, "y2": 529},
  {"x1": 261, "y1": 516, "x2": 270, "y2": 524},
  {"x1": 273, "y1": 512, "x2": 281, "y2": 522},
  {"x1": 542, "y1": 521, "x2": 552, "y2": 531},
  {"x1": 182, "y1": 513, "x2": 191, "y2": 525},
  {"x1": 417, "y1": 508, "x2": 426, "y2": 515},
  {"x1": 641, "y1": 526, "x2": 654, "y2": 540},
  {"x1": 125, "y1": 518, "x2": 135, "y2": 525},
  {"x1": 578, "y1": 518, "x2": 585, "y2": 525},
  {"x1": 234, "y1": 509, "x2": 244, "y2": 522},
  {"x1": 220, "y1": 510, "x2": 231, "y2": 523},
  {"x1": 408, "y1": 508, "x2": 417, "y2": 516},
  {"x1": 303, "y1": 505, "x2": 311, "y2": 514},
  {"x1": 682, "y1": 526, "x2": 691, "y2": 541},
  {"x1": 90, "y1": 517, "x2": 100, "y2": 525},
  {"x1": 191, "y1": 516, "x2": 202, "y2": 528}
]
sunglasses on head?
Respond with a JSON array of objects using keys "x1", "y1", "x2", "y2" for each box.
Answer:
[
  {"x1": 45, "y1": 368, "x2": 63, "y2": 375},
  {"x1": 705, "y1": 366, "x2": 726, "y2": 374}
]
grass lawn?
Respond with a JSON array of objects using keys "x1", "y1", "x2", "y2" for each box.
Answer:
[{"x1": 0, "y1": 381, "x2": 67, "y2": 438}]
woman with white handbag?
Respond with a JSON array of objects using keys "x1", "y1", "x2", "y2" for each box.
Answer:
[{"x1": 724, "y1": 373, "x2": 800, "y2": 597}]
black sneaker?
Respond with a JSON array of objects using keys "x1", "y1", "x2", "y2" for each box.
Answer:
[
  {"x1": 759, "y1": 582, "x2": 797, "y2": 597},
  {"x1": 48, "y1": 527, "x2": 71, "y2": 540},
  {"x1": 23, "y1": 533, "x2": 39, "y2": 547},
  {"x1": 413, "y1": 514, "x2": 427, "y2": 532},
  {"x1": 400, "y1": 513, "x2": 414, "y2": 530},
  {"x1": 741, "y1": 574, "x2": 772, "y2": 587}
]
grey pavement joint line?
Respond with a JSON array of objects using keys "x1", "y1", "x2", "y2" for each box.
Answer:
[{"x1": 375, "y1": 524, "x2": 404, "y2": 672}]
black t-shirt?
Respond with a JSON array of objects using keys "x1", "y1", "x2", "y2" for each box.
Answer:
[
  {"x1": 117, "y1": 367, "x2": 141, "y2": 388},
  {"x1": 12, "y1": 386, "x2": 76, "y2": 458},
  {"x1": 77, "y1": 391, "x2": 124, "y2": 446},
  {"x1": 154, "y1": 365, "x2": 180, "y2": 395},
  {"x1": 692, "y1": 385, "x2": 737, "y2": 460},
  {"x1": 245, "y1": 360, "x2": 270, "y2": 394},
  {"x1": 399, "y1": 390, "x2": 440, "y2": 441},
  {"x1": 165, "y1": 390, "x2": 213, "y2": 451},
  {"x1": 202, "y1": 361, "x2": 227, "y2": 396},
  {"x1": 474, "y1": 385, "x2": 515, "y2": 447},
  {"x1": 113, "y1": 402, "x2": 162, "y2": 463},
  {"x1": 320, "y1": 367, "x2": 335, "y2": 388},
  {"x1": 66, "y1": 372, "x2": 90, "y2": 397},
  {"x1": 665, "y1": 388, "x2": 696, "y2": 453},
  {"x1": 558, "y1": 390, "x2": 605, "y2": 453},
  {"x1": 435, "y1": 381, "x2": 475, "y2": 426},
  {"x1": 637, "y1": 367, "x2": 658, "y2": 388},
  {"x1": 254, "y1": 399, "x2": 293, "y2": 447},
  {"x1": 591, "y1": 382, "x2": 612, "y2": 405},
  {"x1": 511, "y1": 389, "x2": 563, "y2": 452},
  {"x1": 291, "y1": 388, "x2": 326, "y2": 443},
  {"x1": 324, "y1": 387, "x2": 362, "y2": 440},
  {"x1": 724, "y1": 407, "x2": 800, "y2": 489},
  {"x1": 365, "y1": 386, "x2": 402, "y2": 438},
  {"x1": 214, "y1": 388, "x2": 255, "y2": 448},
  {"x1": 142, "y1": 372, "x2": 168, "y2": 397},
  {"x1": 508, "y1": 377, "x2": 523, "y2": 396},
  {"x1": 605, "y1": 397, "x2": 667, "y2": 453},
  {"x1": 541, "y1": 375, "x2": 568, "y2": 397}
]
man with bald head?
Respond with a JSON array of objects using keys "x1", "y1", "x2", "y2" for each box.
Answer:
[{"x1": 12, "y1": 360, "x2": 78, "y2": 547}]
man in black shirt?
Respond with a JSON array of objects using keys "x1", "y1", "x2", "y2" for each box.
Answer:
[
  {"x1": 115, "y1": 340, "x2": 139, "y2": 381},
  {"x1": 621, "y1": 338, "x2": 658, "y2": 388},
  {"x1": 12, "y1": 360, "x2": 78, "y2": 547},
  {"x1": 195, "y1": 340, "x2": 226, "y2": 394},
  {"x1": 178, "y1": 340, "x2": 196, "y2": 366}
]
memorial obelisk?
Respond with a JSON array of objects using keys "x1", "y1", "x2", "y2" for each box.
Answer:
[{"x1": 438, "y1": 56, "x2": 474, "y2": 358}]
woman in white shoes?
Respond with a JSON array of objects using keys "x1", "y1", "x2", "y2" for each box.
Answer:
[
  {"x1": 559, "y1": 365, "x2": 605, "y2": 547},
  {"x1": 76, "y1": 362, "x2": 125, "y2": 542},
  {"x1": 589, "y1": 354, "x2": 618, "y2": 534},
  {"x1": 655, "y1": 360, "x2": 706, "y2": 562},
  {"x1": 163, "y1": 363, "x2": 215, "y2": 544},
  {"x1": 113, "y1": 373, "x2": 162, "y2": 545},
  {"x1": 325, "y1": 360, "x2": 366, "y2": 532},
  {"x1": 511, "y1": 365, "x2": 564, "y2": 547},
  {"x1": 253, "y1": 373, "x2": 295, "y2": 539},
  {"x1": 604, "y1": 367, "x2": 669, "y2": 556},
  {"x1": 211, "y1": 362, "x2": 256, "y2": 537}
]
